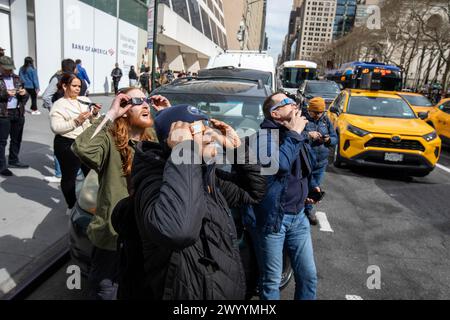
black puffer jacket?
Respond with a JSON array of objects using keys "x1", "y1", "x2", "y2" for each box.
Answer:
[{"x1": 128, "y1": 140, "x2": 266, "y2": 300}]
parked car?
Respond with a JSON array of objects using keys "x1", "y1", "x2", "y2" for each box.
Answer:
[
  {"x1": 69, "y1": 77, "x2": 293, "y2": 298},
  {"x1": 297, "y1": 80, "x2": 342, "y2": 110}
]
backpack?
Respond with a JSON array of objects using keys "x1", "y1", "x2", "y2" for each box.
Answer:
[{"x1": 111, "y1": 196, "x2": 145, "y2": 300}]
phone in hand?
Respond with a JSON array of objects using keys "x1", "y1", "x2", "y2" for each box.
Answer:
[{"x1": 308, "y1": 189, "x2": 325, "y2": 203}]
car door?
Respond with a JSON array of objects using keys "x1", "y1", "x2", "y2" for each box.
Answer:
[{"x1": 439, "y1": 101, "x2": 450, "y2": 138}]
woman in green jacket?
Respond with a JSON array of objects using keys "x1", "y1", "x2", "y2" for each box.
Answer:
[{"x1": 73, "y1": 88, "x2": 170, "y2": 300}]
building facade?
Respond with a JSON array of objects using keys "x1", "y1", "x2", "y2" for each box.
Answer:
[
  {"x1": 333, "y1": 0, "x2": 357, "y2": 40},
  {"x1": 1, "y1": 0, "x2": 150, "y2": 94},
  {"x1": 296, "y1": 0, "x2": 336, "y2": 61},
  {"x1": 156, "y1": 0, "x2": 227, "y2": 72},
  {"x1": 223, "y1": 0, "x2": 267, "y2": 51}
]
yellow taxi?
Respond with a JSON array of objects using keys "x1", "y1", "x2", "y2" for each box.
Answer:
[
  {"x1": 397, "y1": 92, "x2": 435, "y2": 115},
  {"x1": 425, "y1": 98, "x2": 450, "y2": 144},
  {"x1": 327, "y1": 89, "x2": 441, "y2": 177}
]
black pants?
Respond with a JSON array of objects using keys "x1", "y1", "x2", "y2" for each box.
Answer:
[
  {"x1": 113, "y1": 79, "x2": 120, "y2": 95},
  {"x1": 25, "y1": 88, "x2": 38, "y2": 111},
  {"x1": 0, "y1": 109, "x2": 25, "y2": 171},
  {"x1": 53, "y1": 135, "x2": 90, "y2": 209},
  {"x1": 88, "y1": 247, "x2": 120, "y2": 300}
]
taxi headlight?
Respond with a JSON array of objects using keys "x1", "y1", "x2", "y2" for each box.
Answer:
[
  {"x1": 423, "y1": 131, "x2": 437, "y2": 142},
  {"x1": 347, "y1": 124, "x2": 370, "y2": 137}
]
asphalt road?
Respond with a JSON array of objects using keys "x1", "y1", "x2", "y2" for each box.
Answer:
[{"x1": 26, "y1": 145, "x2": 450, "y2": 300}]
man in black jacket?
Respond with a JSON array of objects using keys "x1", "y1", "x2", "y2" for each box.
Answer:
[{"x1": 113, "y1": 105, "x2": 266, "y2": 300}]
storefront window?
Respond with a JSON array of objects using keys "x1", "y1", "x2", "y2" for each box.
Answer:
[{"x1": 79, "y1": 0, "x2": 117, "y2": 17}]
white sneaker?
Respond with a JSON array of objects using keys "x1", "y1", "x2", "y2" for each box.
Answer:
[
  {"x1": 44, "y1": 176, "x2": 61, "y2": 183},
  {"x1": 31, "y1": 111, "x2": 41, "y2": 115}
]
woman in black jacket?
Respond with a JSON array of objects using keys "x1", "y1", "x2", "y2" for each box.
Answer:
[{"x1": 113, "y1": 105, "x2": 266, "y2": 300}]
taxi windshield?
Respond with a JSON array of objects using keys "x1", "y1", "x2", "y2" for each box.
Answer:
[
  {"x1": 400, "y1": 95, "x2": 433, "y2": 107},
  {"x1": 347, "y1": 96, "x2": 416, "y2": 119}
]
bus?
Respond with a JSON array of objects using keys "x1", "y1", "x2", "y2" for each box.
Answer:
[
  {"x1": 277, "y1": 60, "x2": 318, "y2": 95},
  {"x1": 325, "y1": 61, "x2": 403, "y2": 91}
]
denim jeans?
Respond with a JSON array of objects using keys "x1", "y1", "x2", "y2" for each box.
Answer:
[
  {"x1": 254, "y1": 210, "x2": 317, "y2": 300},
  {"x1": 0, "y1": 110, "x2": 25, "y2": 171},
  {"x1": 54, "y1": 155, "x2": 62, "y2": 178},
  {"x1": 305, "y1": 165, "x2": 327, "y2": 214}
]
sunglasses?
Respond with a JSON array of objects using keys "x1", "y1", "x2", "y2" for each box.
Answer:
[
  {"x1": 190, "y1": 120, "x2": 210, "y2": 135},
  {"x1": 120, "y1": 97, "x2": 152, "y2": 108},
  {"x1": 270, "y1": 98, "x2": 297, "y2": 112}
]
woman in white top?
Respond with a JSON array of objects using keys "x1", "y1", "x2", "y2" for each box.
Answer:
[{"x1": 50, "y1": 73, "x2": 101, "y2": 213}]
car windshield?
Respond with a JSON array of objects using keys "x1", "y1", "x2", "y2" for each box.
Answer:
[
  {"x1": 306, "y1": 82, "x2": 340, "y2": 94},
  {"x1": 401, "y1": 95, "x2": 433, "y2": 107},
  {"x1": 159, "y1": 93, "x2": 265, "y2": 137},
  {"x1": 347, "y1": 96, "x2": 416, "y2": 119}
]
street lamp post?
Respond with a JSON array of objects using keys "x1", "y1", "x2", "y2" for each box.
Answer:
[{"x1": 151, "y1": 0, "x2": 159, "y2": 92}]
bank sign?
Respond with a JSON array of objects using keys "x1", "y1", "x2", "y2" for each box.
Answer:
[{"x1": 71, "y1": 43, "x2": 115, "y2": 56}]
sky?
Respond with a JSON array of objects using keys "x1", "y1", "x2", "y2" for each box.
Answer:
[{"x1": 265, "y1": 0, "x2": 293, "y2": 62}]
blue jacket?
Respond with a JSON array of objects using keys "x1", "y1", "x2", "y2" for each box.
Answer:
[
  {"x1": 77, "y1": 65, "x2": 90, "y2": 85},
  {"x1": 19, "y1": 66, "x2": 39, "y2": 90},
  {"x1": 303, "y1": 113, "x2": 337, "y2": 169},
  {"x1": 249, "y1": 119, "x2": 313, "y2": 234}
]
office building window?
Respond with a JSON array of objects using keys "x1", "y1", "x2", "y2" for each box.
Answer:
[
  {"x1": 172, "y1": 0, "x2": 190, "y2": 23},
  {"x1": 119, "y1": 0, "x2": 147, "y2": 30},
  {"x1": 200, "y1": 6, "x2": 212, "y2": 40},
  {"x1": 80, "y1": 0, "x2": 117, "y2": 17},
  {"x1": 188, "y1": 0, "x2": 203, "y2": 33}
]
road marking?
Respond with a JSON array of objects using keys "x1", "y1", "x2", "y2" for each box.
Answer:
[
  {"x1": 316, "y1": 212, "x2": 334, "y2": 233},
  {"x1": 436, "y1": 163, "x2": 450, "y2": 174},
  {"x1": 346, "y1": 295, "x2": 363, "y2": 300}
]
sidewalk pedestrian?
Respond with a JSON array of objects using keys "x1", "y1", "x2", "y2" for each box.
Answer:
[
  {"x1": 128, "y1": 66, "x2": 138, "y2": 87},
  {"x1": 0, "y1": 56, "x2": 30, "y2": 177},
  {"x1": 19, "y1": 57, "x2": 40, "y2": 115},
  {"x1": 42, "y1": 59, "x2": 85, "y2": 184},
  {"x1": 303, "y1": 97, "x2": 337, "y2": 225},
  {"x1": 73, "y1": 89, "x2": 170, "y2": 300},
  {"x1": 49, "y1": 73, "x2": 101, "y2": 215},
  {"x1": 111, "y1": 105, "x2": 266, "y2": 300},
  {"x1": 76, "y1": 59, "x2": 91, "y2": 92},
  {"x1": 139, "y1": 67, "x2": 151, "y2": 94},
  {"x1": 250, "y1": 93, "x2": 318, "y2": 300},
  {"x1": 111, "y1": 63, "x2": 123, "y2": 95}
]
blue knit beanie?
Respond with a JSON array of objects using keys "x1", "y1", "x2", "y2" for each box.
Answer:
[{"x1": 154, "y1": 105, "x2": 209, "y2": 144}]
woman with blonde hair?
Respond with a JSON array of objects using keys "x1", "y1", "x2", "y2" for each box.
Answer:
[{"x1": 73, "y1": 88, "x2": 170, "y2": 300}]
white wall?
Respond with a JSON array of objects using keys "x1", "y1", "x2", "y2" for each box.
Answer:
[
  {"x1": 10, "y1": 0, "x2": 29, "y2": 67},
  {"x1": 0, "y1": 11, "x2": 11, "y2": 57},
  {"x1": 35, "y1": 0, "x2": 62, "y2": 90},
  {"x1": 117, "y1": 20, "x2": 139, "y2": 89}
]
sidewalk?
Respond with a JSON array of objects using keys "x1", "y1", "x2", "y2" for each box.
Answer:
[{"x1": 0, "y1": 96, "x2": 113, "y2": 299}]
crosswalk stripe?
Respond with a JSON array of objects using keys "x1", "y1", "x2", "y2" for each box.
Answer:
[
  {"x1": 436, "y1": 163, "x2": 450, "y2": 174},
  {"x1": 316, "y1": 211, "x2": 334, "y2": 233}
]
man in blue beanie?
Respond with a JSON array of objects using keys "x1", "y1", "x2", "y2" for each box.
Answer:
[{"x1": 112, "y1": 105, "x2": 267, "y2": 300}]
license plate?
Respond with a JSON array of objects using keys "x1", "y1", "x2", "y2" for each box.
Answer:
[{"x1": 385, "y1": 153, "x2": 404, "y2": 162}]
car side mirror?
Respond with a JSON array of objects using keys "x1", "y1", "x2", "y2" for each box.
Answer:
[
  {"x1": 329, "y1": 106, "x2": 339, "y2": 114},
  {"x1": 418, "y1": 112, "x2": 429, "y2": 120}
]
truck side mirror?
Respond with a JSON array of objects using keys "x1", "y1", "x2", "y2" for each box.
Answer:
[{"x1": 329, "y1": 106, "x2": 340, "y2": 115}]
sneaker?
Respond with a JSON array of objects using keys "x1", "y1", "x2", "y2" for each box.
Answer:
[
  {"x1": 306, "y1": 212, "x2": 319, "y2": 226},
  {"x1": 66, "y1": 208, "x2": 73, "y2": 216},
  {"x1": 31, "y1": 110, "x2": 41, "y2": 115},
  {"x1": 76, "y1": 173, "x2": 85, "y2": 181},
  {"x1": 44, "y1": 176, "x2": 62, "y2": 183},
  {"x1": 8, "y1": 162, "x2": 30, "y2": 169},
  {"x1": 1, "y1": 169, "x2": 13, "y2": 177}
]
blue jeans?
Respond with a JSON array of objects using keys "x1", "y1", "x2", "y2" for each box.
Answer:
[
  {"x1": 54, "y1": 155, "x2": 62, "y2": 178},
  {"x1": 254, "y1": 211, "x2": 317, "y2": 300},
  {"x1": 305, "y1": 165, "x2": 327, "y2": 214}
]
